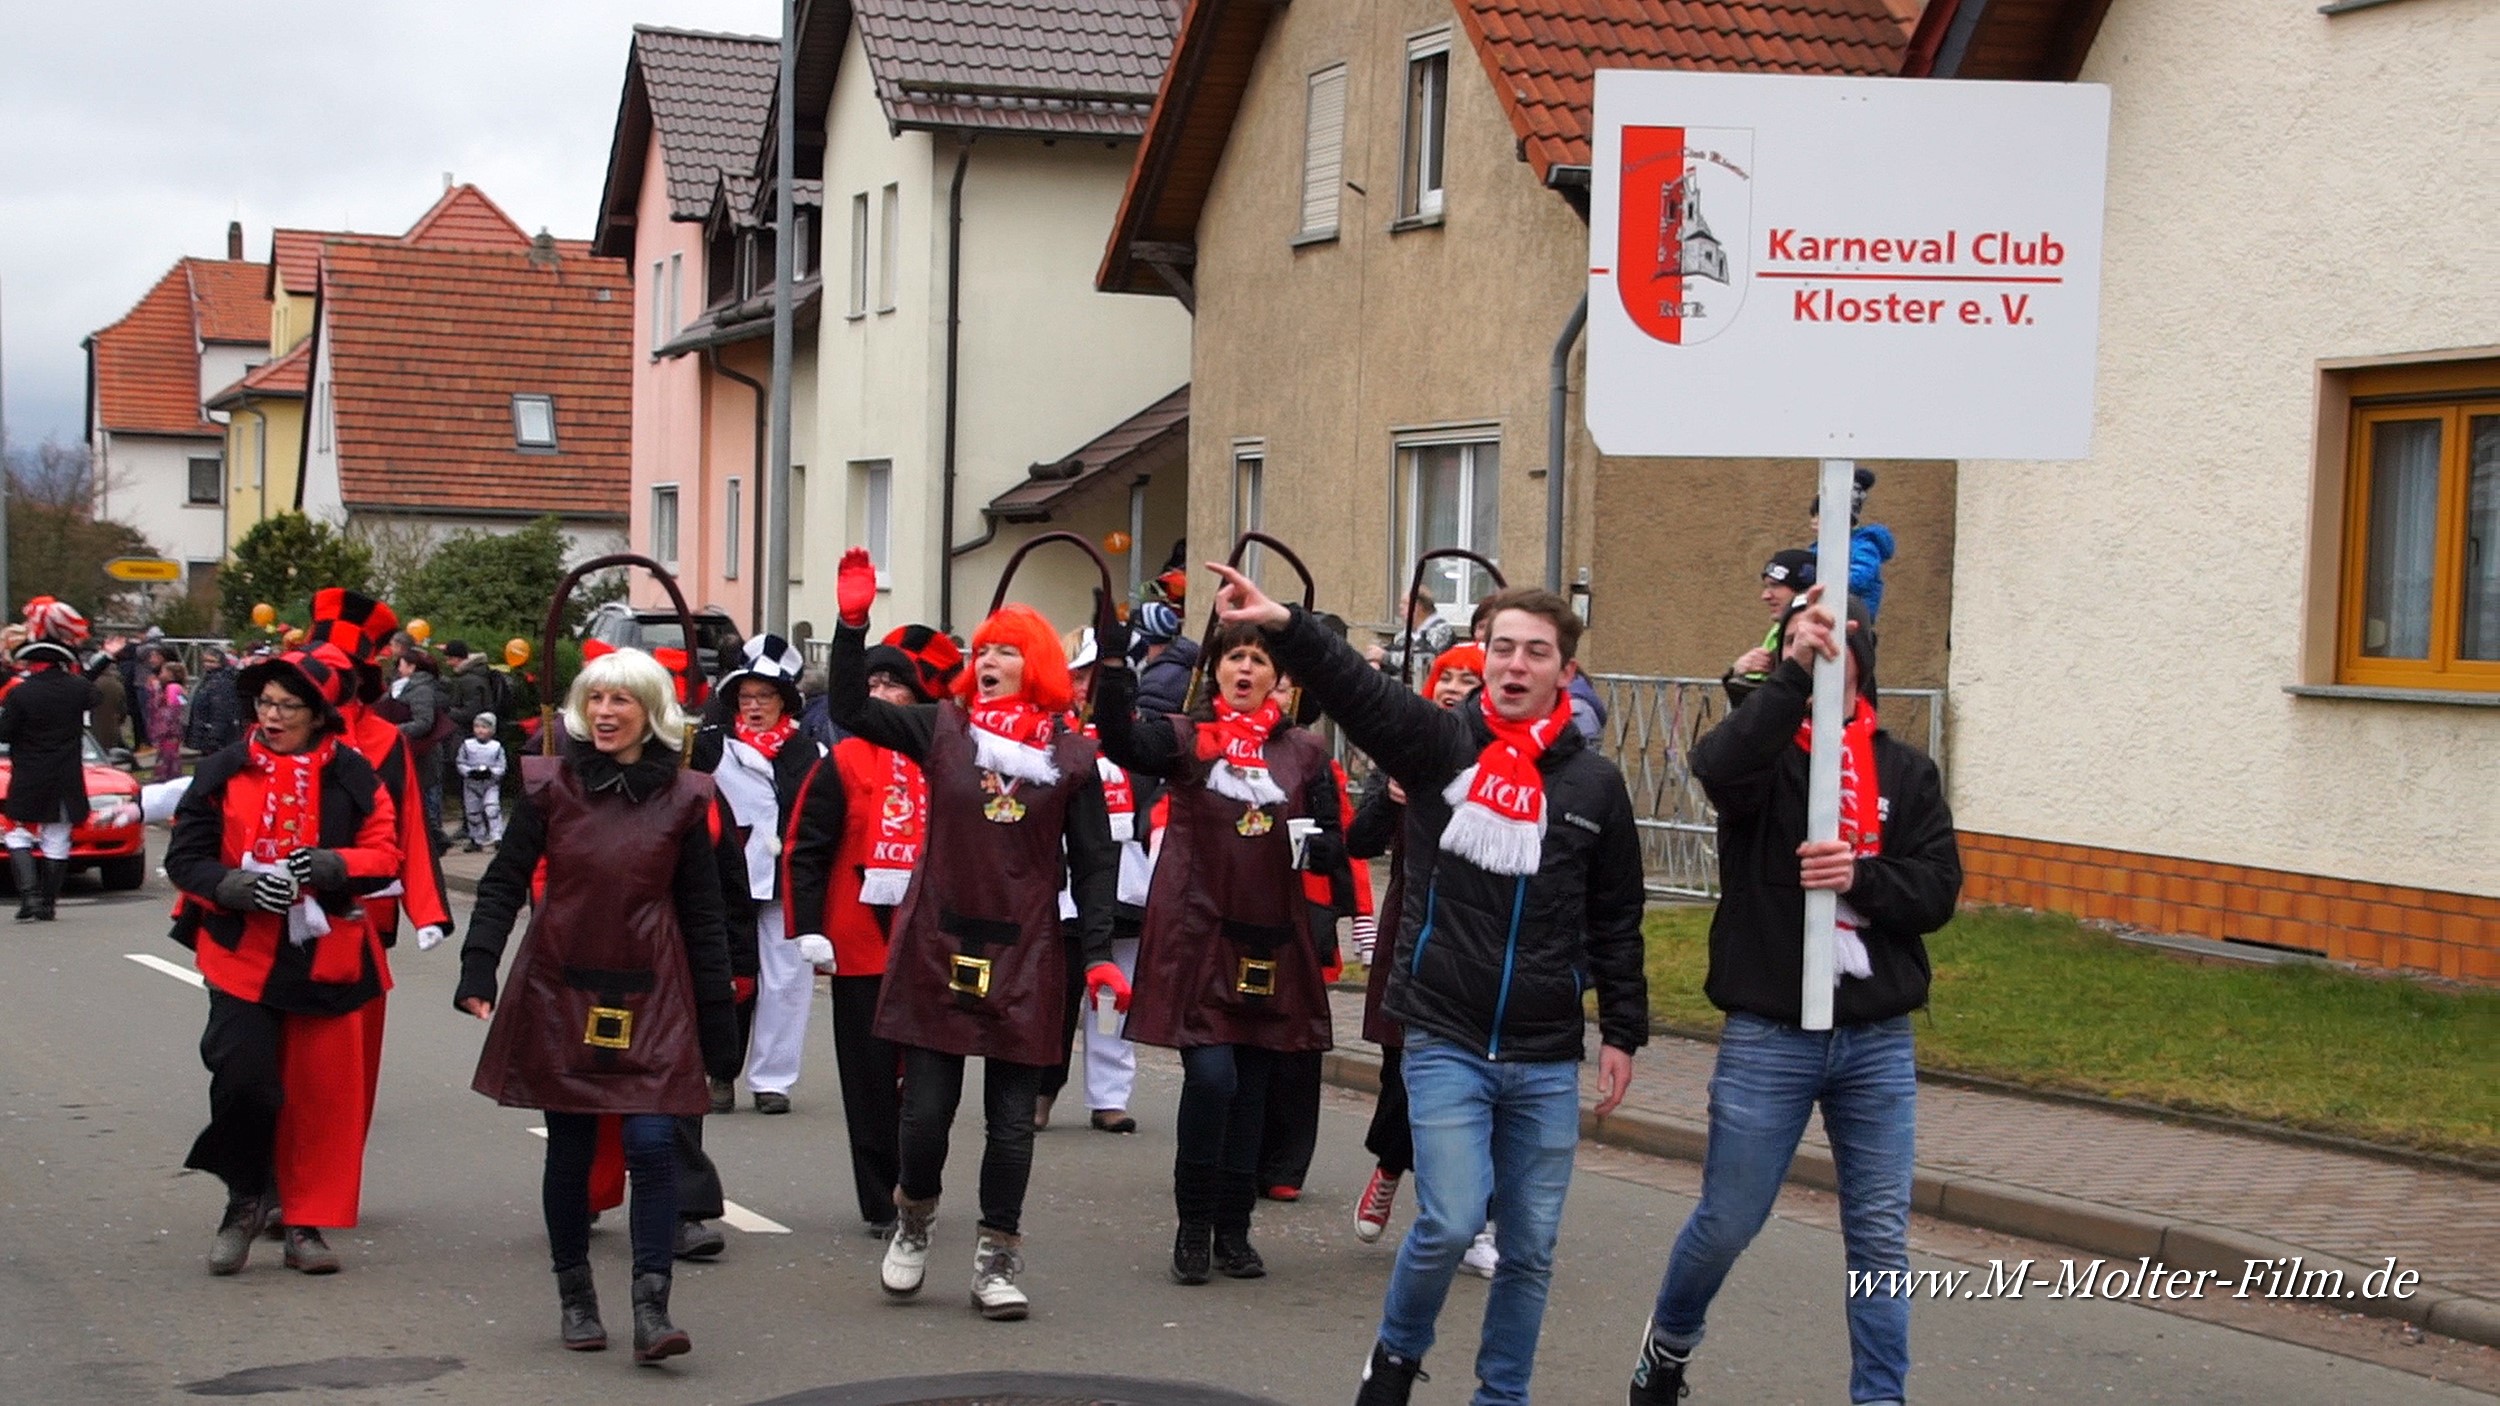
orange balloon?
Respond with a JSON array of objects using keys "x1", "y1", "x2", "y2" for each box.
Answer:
[
  {"x1": 282, "y1": 627, "x2": 305, "y2": 646},
  {"x1": 1101, "y1": 531, "x2": 1133, "y2": 555},
  {"x1": 407, "y1": 619, "x2": 432, "y2": 643},
  {"x1": 504, "y1": 638, "x2": 532, "y2": 668},
  {"x1": 250, "y1": 602, "x2": 276, "y2": 628}
]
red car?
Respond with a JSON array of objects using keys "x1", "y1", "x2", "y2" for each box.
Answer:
[{"x1": 0, "y1": 733, "x2": 147, "y2": 890}]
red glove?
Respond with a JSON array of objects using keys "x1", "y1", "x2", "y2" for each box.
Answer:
[
  {"x1": 1084, "y1": 960, "x2": 1133, "y2": 1014},
  {"x1": 730, "y1": 976, "x2": 757, "y2": 1004},
  {"x1": 837, "y1": 547, "x2": 878, "y2": 628}
]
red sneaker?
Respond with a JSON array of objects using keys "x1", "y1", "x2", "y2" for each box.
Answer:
[
  {"x1": 1263, "y1": 1184, "x2": 1302, "y2": 1202},
  {"x1": 1354, "y1": 1168, "x2": 1401, "y2": 1243}
]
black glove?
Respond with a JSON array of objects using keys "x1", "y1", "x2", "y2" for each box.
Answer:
[
  {"x1": 250, "y1": 871, "x2": 300, "y2": 913},
  {"x1": 1308, "y1": 903, "x2": 1341, "y2": 970},
  {"x1": 1300, "y1": 832, "x2": 1345, "y2": 875},
  {"x1": 1093, "y1": 589, "x2": 1130, "y2": 664},
  {"x1": 696, "y1": 1000, "x2": 741, "y2": 1083}
]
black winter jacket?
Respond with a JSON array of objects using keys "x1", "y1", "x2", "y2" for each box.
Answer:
[
  {"x1": 1692, "y1": 660, "x2": 1961, "y2": 1026},
  {"x1": 1268, "y1": 608, "x2": 1648, "y2": 1062},
  {"x1": 0, "y1": 666, "x2": 98, "y2": 824}
]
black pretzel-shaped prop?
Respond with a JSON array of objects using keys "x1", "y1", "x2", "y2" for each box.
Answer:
[
  {"x1": 1188, "y1": 531, "x2": 1317, "y2": 714},
  {"x1": 538, "y1": 553, "x2": 703, "y2": 758},
  {"x1": 1399, "y1": 548, "x2": 1508, "y2": 688},
  {"x1": 987, "y1": 530, "x2": 1120, "y2": 639}
]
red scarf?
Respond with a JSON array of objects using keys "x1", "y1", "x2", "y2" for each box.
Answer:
[
  {"x1": 736, "y1": 715, "x2": 799, "y2": 759},
  {"x1": 967, "y1": 696, "x2": 1060, "y2": 784},
  {"x1": 1798, "y1": 700, "x2": 1882, "y2": 981},
  {"x1": 248, "y1": 735, "x2": 334, "y2": 863},
  {"x1": 1194, "y1": 696, "x2": 1287, "y2": 807},
  {"x1": 1076, "y1": 720, "x2": 1138, "y2": 842},
  {"x1": 858, "y1": 744, "x2": 928, "y2": 907},
  {"x1": 1439, "y1": 692, "x2": 1575, "y2": 878}
]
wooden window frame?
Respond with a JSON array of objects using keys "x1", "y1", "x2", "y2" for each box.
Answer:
[
  {"x1": 2336, "y1": 362, "x2": 2500, "y2": 692},
  {"x1": 1396, "y1": 31, "x2": 1451, "y2": 226}
]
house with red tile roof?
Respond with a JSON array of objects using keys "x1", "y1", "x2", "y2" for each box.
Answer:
[
  {"x1": 1097, "y1": 0, "x2": 1960, "y2": 688},
  {"x1": 293, "y1": 222, "x2": 635, "y2": 557},
  {"x1": 593, "y1": 25, "x2": 791, "y2": 630},
  {"x1": 84, "y1": 223, "x2": 270, "y2": 595}
]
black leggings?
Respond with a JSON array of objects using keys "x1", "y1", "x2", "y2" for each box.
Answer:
[
  {"x1": 1258, "y1": 1049, "x2": 1324, "y2": 1191},
  {"x1": 1175, "y1": 1043, "x2": 1275, "y2": 1229},
  {"x1": 544, "y1": 1112, "x2": 676, "y2": 1278},
  {"x1": 829, "y1": 975, "x2": 903, "y2": 1226},
  {"x1": 896, "y1": 1047, "x2": 1046, "y2": 1237},
  {"x1": 1365, "y1": 1045, "x2": 1414, "y2": 1177}
]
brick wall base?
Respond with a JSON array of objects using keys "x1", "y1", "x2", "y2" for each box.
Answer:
[{"x1": 1956, "y1": 831, "x2": 2497, "y2": 983}]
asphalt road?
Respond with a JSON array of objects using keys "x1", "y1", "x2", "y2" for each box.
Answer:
[{"x1": 0, "y1": 845, "x2": 2487, "y2": 1405}]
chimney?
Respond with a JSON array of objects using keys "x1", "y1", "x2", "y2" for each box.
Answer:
[
  {"x1": 443, "y1": 171, "x2": 454, "y2": 193},
  {"x1": 527, "y1": 229, "x2": 560, "y2": 271},
  {"x1": 227, "y1": 221, "x2": 243, "y2": 261}
]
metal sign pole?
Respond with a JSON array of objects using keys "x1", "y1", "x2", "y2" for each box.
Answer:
[{"x1": 1801, "y1": 456, "x2": 1853, "y2": 1031}]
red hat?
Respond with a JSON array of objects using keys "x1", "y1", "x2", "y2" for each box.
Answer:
[
  {"x1": 307, "y1": 588, "x2": 400, "y2": 664},
  {"x1": 17, "y1": 596, "x2": 89, "y2": 663},
  {"x1": 236, "y1": 642, "x2": 359, "y2": 725},
  {"x1": 882, "y1": 624, "x2": 964, "y2": 700},
  {"x1": 1423, "y1": 642, "x2": 1486, "y2": 698},
  {"x1": 954, "y1": 605, "x2": 1072, "y2": 713}
]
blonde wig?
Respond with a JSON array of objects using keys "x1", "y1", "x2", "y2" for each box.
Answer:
[{"x1": 563, "y1": 646, "x2": 688, "y2": 752}]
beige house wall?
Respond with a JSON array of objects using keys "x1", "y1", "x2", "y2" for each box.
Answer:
[
  {"x1": 1946, "y1": 0, "x2": 2500, "y2": 895},
  {"x1": 1187, "y1": 0, "x2": 1954, "y2": 682}
]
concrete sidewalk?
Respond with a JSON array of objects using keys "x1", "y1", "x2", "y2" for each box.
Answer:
[
  {"x1": 1317, "y1": 987, "x2": 2499, "y2": 1348},
  {"x1": 430, "y1": 846, "x2": 2496, "y2": 1348}
]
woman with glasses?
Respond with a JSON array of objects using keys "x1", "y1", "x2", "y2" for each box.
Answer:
[{"x1": 166, "y1": 645, "x2": 404, "y2": 1278}]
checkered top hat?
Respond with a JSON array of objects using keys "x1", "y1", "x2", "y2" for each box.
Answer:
[
  {"x1": 308, "y1": 588, "x2": 402, "y2": 703},
  {"x1": 719, "y1": 633, "x2": 807, "y2": 716},
  {"x1": 880, "y1": 624, "x2": 964, "y2": 699},
  {"x1": 236, "y1": 643, "x2": 359, "y2": 732},
  {"x1": 15, "y1": 596, "x2": 88, "y2": 665}
]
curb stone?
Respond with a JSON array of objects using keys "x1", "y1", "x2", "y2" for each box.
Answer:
[{"x1": 1317, "y1": 1045, "x2": 2500, "y2": 1349}]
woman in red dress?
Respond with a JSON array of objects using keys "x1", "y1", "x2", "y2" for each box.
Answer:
[{"x1": 455, "y1": 646, "x2": 740, "y2": 1364}]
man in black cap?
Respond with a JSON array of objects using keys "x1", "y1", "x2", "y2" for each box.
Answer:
[
  {"x1": 1628, "y1": 588, "x2": 1961, "y2": 1406},
  {"x1": 1721, "y1": 548, "x2": 1815, "y2": 708}
]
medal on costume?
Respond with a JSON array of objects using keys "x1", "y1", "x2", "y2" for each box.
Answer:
[
  {"x1": 981, "y1": 771, "x2": 1026, "y2": 825},
  {"x1": 1235, "y1": 806, "x2": 1273, "y2": 838}
]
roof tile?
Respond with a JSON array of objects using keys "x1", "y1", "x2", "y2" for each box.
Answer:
[
  {"x1": 855, "y1": 0, "x2": 1181, "y2": 138},
  {"x1": 89, "y1": 257, "x2": 270, "y2": 437},
  {"x1": 634, "y1": 27, "x2": 781, "y2": 221}
]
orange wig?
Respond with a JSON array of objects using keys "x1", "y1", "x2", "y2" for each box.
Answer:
[
  {"x1": 955, "y1": 603, "x2": 1075, "y2": 713},
  {"x1": 1424, "y1": 641, "x2": 1487, "y2": 697}
]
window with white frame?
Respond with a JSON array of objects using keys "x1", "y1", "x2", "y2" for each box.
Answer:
[
  {"x1": 855, "y1": 459, "x2": 893, "y2": 586},
  {"x1": 1299, "y1": 65, "x2": 1348, "y2": 240},
  {"x1": 1231, "y1": 443, "x2": 1265, "y2": 578},
  {"x1": 315, "y1": 383, "x2": 332, "y2": 452},
  {"x1": 665, "y1": 252, "x2": 683, "y2": 336},
  {"x1": 848, "y1": 192, "x2": 870, "y2": 317},
  {"x1": 187, "y1": 456, "x2": 222, "y2": 505},
  {"x1": 723, "y1": 477, "x2": 742, "y2": 580},
  {"x1": 649, "y1": 260, "x2": 666, "y2": 350},
  {"x1": 877, "y1": 184, "x2": 899, "y2": 311},
  {"x1": 1399, "y1": 32, "x2": 1450, "y2": 222},
  {"x1": 1395, "y1": 431, "x2": 1500, "y2": 620},
  {"x1": 650, "y1": 484, "x2": 680, "y2": 567},
  {"x1": 511, "y1": 394, "x2": 557, "y2": 451}
]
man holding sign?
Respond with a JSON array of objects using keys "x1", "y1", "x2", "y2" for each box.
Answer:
[{"x1": 1628, "y1": 589, "x2": 1960, "y2": 1405}]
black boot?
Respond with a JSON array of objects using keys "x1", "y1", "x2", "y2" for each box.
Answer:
[
  {"x1": 1628, "y1": 1328, "x2": 1692, "y2": 1403},
  {"x1": 208, "y1": 1194, "x2": 261, "y2": 1276},
  {"x1": 1171, "y1": 1221, "x2": 1213, "y2": 1285},
  {"x1": 34, "y1": 857, "x2": 64, "y2": 921},
  {"x1": 556, "y1": 1265, "x2": 606, "y2": 1351},
  {"x1": 630, "y1": 1271, "x2": 690, "y2": 1363},
  {"x1": 1214, "y1": 1226, "x2": 1266, "y2": 1280},
  {"x1": 9, "y1": 849, "x2": 37, "y2": 922},
  {"x1": 1354, "y1": 1340, "x2": 1428, "y2": 1406}
]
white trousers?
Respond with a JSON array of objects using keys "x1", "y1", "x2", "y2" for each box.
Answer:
[
  {"x1": 743, "y1": 905, "x2": 810, "y2": 1095},
  {"x1": 1079, "y1": 935, "x2": 1141, "y2": 1112},
  {"x1": 5, "y1": 823, "x2": 71, "y2": 859}
]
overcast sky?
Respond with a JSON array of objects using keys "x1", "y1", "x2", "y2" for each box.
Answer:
[{"x1": 0, "y1": 0, "x2": 780, "y2": 451}]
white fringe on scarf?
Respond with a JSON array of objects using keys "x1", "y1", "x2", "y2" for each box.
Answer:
[
  {"x1": 1205, "y1": 759, "x2": 1286, "y2": 808},
  {"x1": 1833, "y1": 901, "x2": 1874, "y2": 983},
  {"x1": 971, "y1": 723, "x2": 1061, "y2": 786},
  {"x1": 1438, "y1": 766, "x2": 1547, "y2": 878}
]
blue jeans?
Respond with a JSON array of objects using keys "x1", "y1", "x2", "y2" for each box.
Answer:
[
  {"x1": 543, "y1": 1112, "x2": 678, "y2": 1278},
  {"x1": 1377, "y1": 1033, "x2": 1582, "y2": 1406},
  {"x1": 1648, "y1": 1012, "x2": 1917, "y2": 1404}
]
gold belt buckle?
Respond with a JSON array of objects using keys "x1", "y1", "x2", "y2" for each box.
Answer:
[
  {"x1": 1235, "y1": 958, "x2": 1277, "y2": 997},
  {"x1": 949, "y1": 955, "x2": 994, "y2": 998},
  {"x1": 584, "y1": 1005, "x2": 634, "y2": 1050}
]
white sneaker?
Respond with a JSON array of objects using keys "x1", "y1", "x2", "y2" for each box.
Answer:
[
  {"x1": 1459, "y1": 1227, "x2": 1499, "y2": 1279},
  {"x1": 970, "y1": 1232, "x2": 1029, "y2": 1321},
  {"x1": 880, "y1": 1207, "x2": 933, "y2": 1296}
]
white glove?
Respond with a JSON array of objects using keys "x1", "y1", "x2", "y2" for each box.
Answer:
[
  {"x1": 794, "y1": 933, "x2": 835, "y2": 971},
  {"x1": 415, "y1": 924, "x2": 450, "y2": 952}
]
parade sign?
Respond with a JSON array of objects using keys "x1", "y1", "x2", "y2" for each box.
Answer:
[{"x1": 1586, "y1": 70, "x2": 2110, "y2": 461}]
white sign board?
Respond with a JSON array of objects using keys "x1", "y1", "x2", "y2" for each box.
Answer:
[{"x1": 1586, "y1": 70, "x2": 2110, "y2": 461}]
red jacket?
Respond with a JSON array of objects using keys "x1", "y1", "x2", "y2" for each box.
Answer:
[
  {"x1": 783, "y1": 738, "x2": 926, "y2": 977},
  {"x1": 339, "y1": 703, "x2": 453, "y2": 944}
]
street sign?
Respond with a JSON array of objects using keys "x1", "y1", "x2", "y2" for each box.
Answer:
[
  {"x1": 104, "y1": 557, "x2": 183, "y2": 584},
  {"x1": 1586, "y1": 70, "x2": 2110, "y2": 461}
]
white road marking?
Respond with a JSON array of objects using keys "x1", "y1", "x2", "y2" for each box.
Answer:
[
  {"x1": 124, "y1": 952, "x2": 205, "y2": 988},
  {"x1": 522, "y1": 1126, "x2": 790, "y2": 1233}
]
